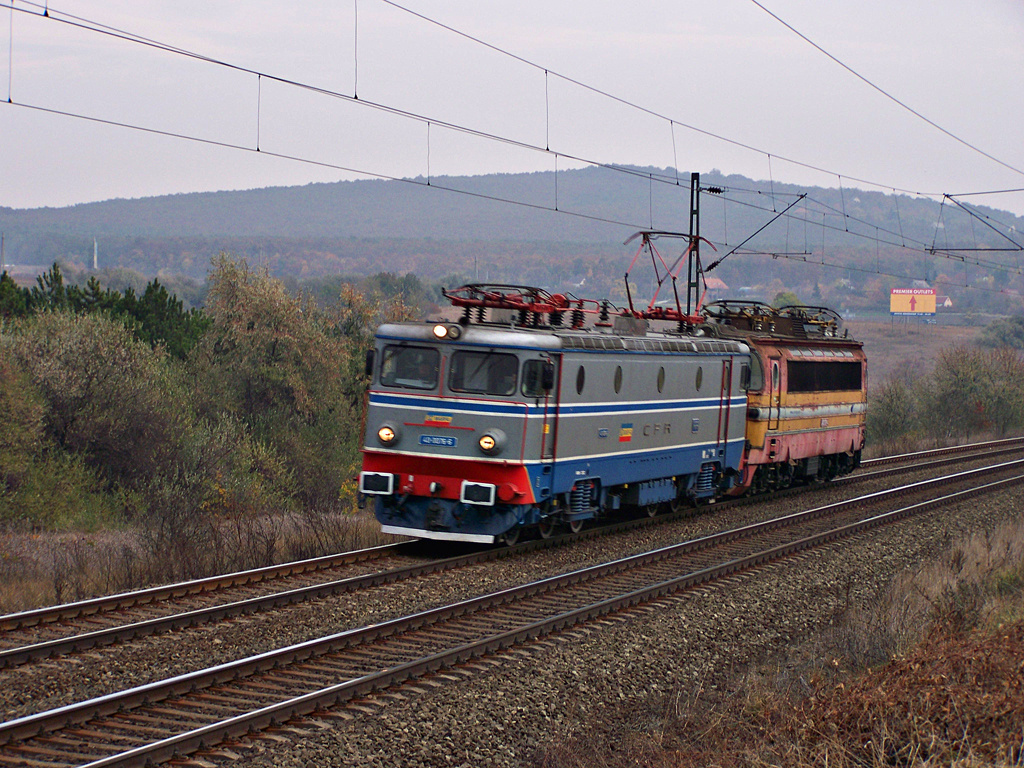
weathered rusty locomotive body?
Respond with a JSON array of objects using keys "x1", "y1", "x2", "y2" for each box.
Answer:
[
  {"x1": 359, "y1": 287, "x2": 865, "y2": 544},
  {"x1": 701, "y1": 300, "x2": 866, "y2": 493}
]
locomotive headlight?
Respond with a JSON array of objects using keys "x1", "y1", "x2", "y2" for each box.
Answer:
[
  {"x1": 377, "y1": 424, "x2": 399, "y2": 446},
  {"x1": 431, "y1": 323, "x2": 462, "y2": 340},
  {"x1": 477, "y1": 429, "x2": 506, "y2": 456}
]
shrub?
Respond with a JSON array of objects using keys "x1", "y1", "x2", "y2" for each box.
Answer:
[
  {"x1": 0, "y1": 354, "x2": 46, "y2": 491},
  {"x1": 3, "y1": 312, "x2": 187, "y2": 490},
  {"x1": 192, "y1": 255, "x2": 392, "y2": 507}
]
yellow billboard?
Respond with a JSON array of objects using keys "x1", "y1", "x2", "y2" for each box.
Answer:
[{"x1": 890, "y1": 288, "x2": 936, "y2": 316}]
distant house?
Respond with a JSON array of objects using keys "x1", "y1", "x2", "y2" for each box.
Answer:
[
  {"x1": 937, "y1": 295, "x2": 953, "y2": 309},
  {"x1": 703, "y1": 276, "x2": 729, "y2": 301}
]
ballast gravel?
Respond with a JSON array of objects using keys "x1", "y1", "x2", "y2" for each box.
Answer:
[
  {"x1": 227, "y1": 486, "x2": 1024, "y2": 768},
  {"x1": 0, "y1": 459, "x2": 1020, "y2": 765}
]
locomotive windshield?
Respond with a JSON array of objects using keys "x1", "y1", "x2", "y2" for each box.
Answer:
[
  {"x1": 380, "y1": 345, "x2": 440, "y2": 390},
  {"x1": 449, "y1": 350, "x2": 518, "y2": 396}
]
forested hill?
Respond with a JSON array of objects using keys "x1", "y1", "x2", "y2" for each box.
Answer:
[{"x1": 2, "y1": 166, "x2": 1021, "y2": 285}]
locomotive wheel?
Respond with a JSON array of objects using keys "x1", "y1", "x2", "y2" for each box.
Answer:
[
  {"x1": 668, "y1": 495, "x2": 684, "y2": 513},
  {"x1": 538, "y1": 518, "x2": 557, "y2": 539},
  {"x1": 568, "y1": 519, "x2": 585, "y2": 534},
  {"x1": 502, "y1": 527, "x2": 521, "y2": 546},
  {"x1": 644, "y1": 503, "x2": 659, "y2": 518}
]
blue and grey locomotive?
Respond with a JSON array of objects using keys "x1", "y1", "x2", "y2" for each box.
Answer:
[{"x1": 359, "y1": 284, "x2": 752, "y2": 544}]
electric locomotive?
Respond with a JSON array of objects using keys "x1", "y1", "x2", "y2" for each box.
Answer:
[
  {"x1": 359, "y1": 285, "x2": 753, "y2": 543},
  {"x1": 700, "y1": 300, "x2": 867, "y2": 493}
]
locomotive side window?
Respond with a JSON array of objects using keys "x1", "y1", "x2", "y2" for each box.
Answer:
[
  {"x1": 614, "y1": 365, "x2": 623, "y2": 394},
  {"x1": 657, "y1": 366, "x2": 665, "y2": 393},
  {"x1": 787, "y1": 360, "x2": 863, "y2": 392},
  {"x1": 740, "y1": 363, "x2": 751, "y2": 391},
  {"x1": 576, "y1": 365, "x2": 586, "y2": 395},
  {"x1": 380, "y1": 345, "x2": 440, "y2": 390},
  {"x1": 695, "y1": 366, "x2": 703, "y2": 391},
  {"x1": 449, "y1": 350, "x2": 518, "y2": 396}
]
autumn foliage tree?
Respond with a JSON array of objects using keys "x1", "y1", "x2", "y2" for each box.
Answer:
[
  {"x1": 192, "y1": 255, "x2": 410, "y2": 507},
  {"x1": 868, "y1": 344, "x2": 1024, "y2": 448}
]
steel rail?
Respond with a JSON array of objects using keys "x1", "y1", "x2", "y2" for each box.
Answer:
[
  {"x1": 4, "y1": 435, "x2": 1014, "y2": 636},
  {"x1": 2, "y1": 458, "x2": 1022, "y2": 766},
  {"x1": 2, "y1": 440, "x2": 1020, "y2": 670},
  {"x1": 97, "y1": 472, "x2": 1022, "y2": 768},
  {"x1": 0, "y1": 542, "x2": 411, "y2": 632},
  {"x1": 859, "y1": 436, "x2": 1024, "y2": 468}
]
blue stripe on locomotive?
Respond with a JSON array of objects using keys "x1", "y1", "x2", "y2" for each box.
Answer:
[
  {"x1": 368, "y1": 391, "x2": 748, "y2": 418},
  {"x1": 526, "y1": 437, "x2": 745, "y2": 499}
]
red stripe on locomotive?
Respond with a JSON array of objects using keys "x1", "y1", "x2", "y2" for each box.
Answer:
[{"x1": 362, "y1": 451, "x2": 537, "y2": 504}]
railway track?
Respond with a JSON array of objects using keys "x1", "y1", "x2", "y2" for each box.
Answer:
[
  {"x1": 2, "y1": 457, "x2": 1023, "y2": 767},
  {"x1": 2, "y1": 437, "x2": 1021, "y2": 672}
]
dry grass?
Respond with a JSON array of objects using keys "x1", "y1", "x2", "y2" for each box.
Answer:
[
  {"x1": 539, "y1": 518, "x2": 1024, "y2": 768},
  {"x1": 846, "y1": 320, "x2": 983, "y2": 386},
  {"x1": 0, "y1": 507, "x2": 390, "y2": 614}
]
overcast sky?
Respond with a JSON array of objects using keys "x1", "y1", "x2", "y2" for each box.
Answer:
[{"x1": 2, "y1": 0, "x2": 1023, "y2": 217}]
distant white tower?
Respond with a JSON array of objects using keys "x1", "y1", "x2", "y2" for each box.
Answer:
[{"x1": 93, "y1": 239, "x2": 98, "y2": 271}]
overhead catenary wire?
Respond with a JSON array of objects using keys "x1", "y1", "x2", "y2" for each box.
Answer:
[
  {"x1": 712, "y1": 190, "x2": 1022, "y2": 274},
  {"x1": 379, "y1": 0, "x2": 1023, "y2": 197},
  {"x1": 0, "y1": 0, "x2": 760, "y2": 209},
  {"x1": 748, "y1": 0, "x2": 1024, "y2": 179},
  {"x1": 5, "y1": 0, "x2": 1019, "y2": 221},
  {"x1": 3, "y1": 0, "x2": 996, "y2": 206},
  {"x1": 2, "y1": 0, "x2": 1020, "y2": 295},
  {"x1": 6, "y1": 98, "x2": 655, "y2": 233}
]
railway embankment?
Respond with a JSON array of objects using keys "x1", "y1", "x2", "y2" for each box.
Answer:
[
  {"x1": 537, "y1": 513, "x2": 1024, "y2": 768},
  {"x1": 228, "y1": 479, "x2": 1024, "y2": 767}
]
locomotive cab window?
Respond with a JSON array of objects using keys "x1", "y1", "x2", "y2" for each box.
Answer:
[
  {"x1": 449, "y1": 350, "x2": 519, "y2": 396},
  {"x1": 747, "y1": 355, "x2": 765, "y2": 391},
  {"x1": 380, "y1": 345, "x2": 440, "y2": 390},
  {"x1": 522, "y1": 359, "x2": 554, "y2": 397}
]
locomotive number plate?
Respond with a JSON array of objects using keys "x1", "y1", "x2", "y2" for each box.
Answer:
[{"x1": 420, "y1": 435, "x2": 458, "y2": 447}]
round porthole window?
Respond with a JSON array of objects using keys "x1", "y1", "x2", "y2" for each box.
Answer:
[
  {"x1": 657, "y1": 366, "x2": 665, "y2": 393},
  {"x1": 576, "y1": 366, "x2": 586, "y2": 395},
  {"x1": 695, "y1": 366, "x2": 703, "y2": 391},
  {"x1": 614, "y1": 366, "x2": 623, "y2": 394}
]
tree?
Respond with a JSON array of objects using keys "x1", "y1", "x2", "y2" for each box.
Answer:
[
  {"x1": 0, "y1": 271, "x2": 29, "y2": 318},
  {"x1": 3, "y1": 311, "x2": 186, "y2": 489},
  {"x1": 772, "y1": 290, "x2": 801, "y2": 308},
  {"x1": 866, "y1": 376, "x2": 916, "y2": 452},
  {"x1": 29, "y1": 263, "x2": 68, "y2": 311},
  {"x1": 980, "y1": 315, "x2": 1024, "y2": 350},
  {"x1": 193, "y1": 256, "x2": 359, "y2": 505},
  {"x1": 924, "y1": 346, "x2": 990, "y2": 441},
  {"x1": 983, "y1": 348, "x2": 1024, "y2": 437}
]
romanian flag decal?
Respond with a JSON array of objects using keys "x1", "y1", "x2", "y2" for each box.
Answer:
[{"x1": 618, "y1": 423, "x2": 633, "y2": 442}]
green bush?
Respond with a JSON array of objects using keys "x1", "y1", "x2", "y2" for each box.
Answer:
[
  {"x1": 191, "y1": 256, "x2": 387, "y2": 507},
  {"x1": 868, "y1": 346, "x2": 1024, "y2": 448},
  {"x1": 3, "y1": 312, "x2": 188, "y2": 490},
  {"x1": 0, "y1": 449, "x2": 128, "y2": 531}
]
